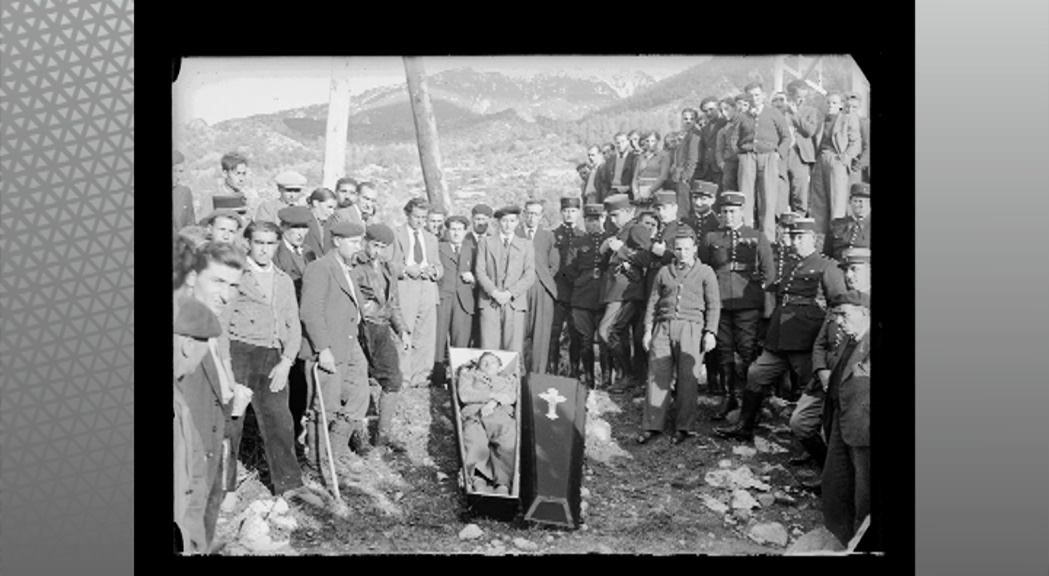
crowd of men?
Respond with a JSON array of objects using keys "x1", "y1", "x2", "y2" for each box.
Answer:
[{"x1": 173, "y1": 78, "x2": 873, "y2": 554}]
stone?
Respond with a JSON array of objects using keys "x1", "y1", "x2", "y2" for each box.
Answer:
[
  {"x1": 749, "y1": 522, "x2": 789, "y2": 547},
  {"x1": 580, "y1": 487, "x2": 591, "y2": 499},
  {"x1": 436, "y1": 471, "x2": 448, "y2": 481},
  {"x1": 458, "y1": 524, "x2": 484, "y2": 540},
  {"x1": 784, "y1": 526, "x2": 846, "y2": 555},
  {"x1": 732, "y1": 508, "x2": 750, "y2": 521},
  {"x1": 731, "y1": 489, "x2": 760, "y2": 510},
  {"x1": 587, "y1": 420, "x2": 612, "y2": 443},
  {"x1": 701, "y1": 495, "x2": 729, "y2": 515},
  {"x1": 757, "y1": 493, "x2": 776, "y2": 508},
  {"x1": 271, "y1": 498, "x2": 289, "y2": 516},
  {"x1": 718, "y1": 459, "x2": 733, "y2": 469},
  {"x1": 545, "y1": 535, "x2": 555, "y2": 543},
  {"x1": 580, "y1": 501, "x2": 589, "y2": 517},
  {"x1": 705, "y1": 466, "x2": 771, "y2": 492},
  {"x1": 595, "y1": 543, "x2": 616, "y2": 554},
  {"x1": 248, "y1": 500, "x2": 274, "y2": 516},
  {"x1": 513, "y1": 537, "x2": 539, "y2": 551},
  {"x1": 270, "y1": 515, "x2": 298, "y2": 531},
  {"x1": 754, "y1": 436, "x2": 789, "y2": 454},
  {"x1": 726, "y1": 408, "x2": 741, "y2": 423},
  {"x1": 774, "y1": 491, "x2": 797, "y2": 505},
  {"x1": 732, "y1": 445, "x2": 758, "y2": 458}
]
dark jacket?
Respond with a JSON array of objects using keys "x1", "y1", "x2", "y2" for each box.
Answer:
[
  {"x1": 601, "y1": 221, "x2": 653, "y2": 303},
  {"x1": 438, "y1": 240, "x2": 478, "y2": 316},
  {"x1": 763, "y1": 251, "x2": 847, "y2": 352},
  {"x1": 563, "y1": 231, "x2": 612, "y2": 310},
  {"x1": 552, "y1": 223, "x2": 585, "y2": 304},
  {"x1": 824, "y1": 215, "x2": 871, "y2": 261},
  {"x1": 300, "y1": 251, "x2": 363, "y2": 362},
  {"x1": 517, "y1": 225, "x2": 559, "y2": 300},
  {"x1": 824, "y1": 330, "x2": 871, "y2": 447},
  {"x1": 349, "y1": 251, "x2": 406, "y2": 336},
  {"x1": 701, "y1": 225, "x2": 776, "y2": 311}
]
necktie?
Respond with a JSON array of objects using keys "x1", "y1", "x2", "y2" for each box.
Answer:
[
  {"x1": 504, "y1": 237, "x2": 510, "y2": 249},
  {"x1": 413, "y1": 229, "x2": 423, "y2": 264},
  {"x1": 528, "y1": 228, "x2": 535, "y2": 240}
]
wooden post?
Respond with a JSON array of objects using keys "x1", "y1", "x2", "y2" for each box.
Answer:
[
  {"x1": 322, "y1": 57, "x2": 353, "y2": 190},
  {"x1": 403, "y1": 56, "x2": 452, "y2": 213}
]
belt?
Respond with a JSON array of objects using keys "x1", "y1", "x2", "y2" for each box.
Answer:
[
  {"x1": 720, "y1": 262, "x2": 754, "y2": 272},
  {"x1": 781, "y1": 295, "x2": 818, "y2": 306}
]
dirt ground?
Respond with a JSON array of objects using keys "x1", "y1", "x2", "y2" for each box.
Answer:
[{"x1": 212, "y1": 352, "x2": 826, "y2": 556}]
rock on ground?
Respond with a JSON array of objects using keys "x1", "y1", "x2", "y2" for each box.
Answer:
[
  {"x1": 784, "y1": 526, "x2": 846, "y2": 555},
  {"x1": 756, "y1": 493, "x2": 776, "y2": 508},
  {"x1": 749, "y1": 522, "x2": 789, "y2": 547},
  {"x1": 754, "y1": 436, "x2": 789, "y2": 454},
  {"x1": 513, "y1": 537, "x2": 538, "y2": 551},
  {"x1": 701, "y1": 495, "x2": 729, "y2": 515},
  {"x1": 732, "y1": 445, "x2": 758, "y2": 458},
  {"x1": 731, "y1": 489, "x2": 760, "y2": 510},
  {"x1": 459, "y1": 524, "x2": 484, "y2": 540}
]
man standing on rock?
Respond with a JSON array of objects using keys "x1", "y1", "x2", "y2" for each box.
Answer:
[{"x1": 518, "y1": 199, "x2": 559, "y2": 374}]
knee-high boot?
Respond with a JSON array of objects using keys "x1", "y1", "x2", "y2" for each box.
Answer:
[{"x1": 712, "y1": 364, "x2": 739, "y2": 421}]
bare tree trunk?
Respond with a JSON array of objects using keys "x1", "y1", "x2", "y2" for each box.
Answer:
[
  {"x1": 323, "y1": 57, "x2": 353, "y2": 190},
  {"x1": 403, "y1": 56, "x2": 452, "y2": 212}
]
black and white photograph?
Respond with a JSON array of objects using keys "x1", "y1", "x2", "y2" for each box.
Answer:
[{"x1": 171, "y1": 54, "x2": 874, "y2": 556}]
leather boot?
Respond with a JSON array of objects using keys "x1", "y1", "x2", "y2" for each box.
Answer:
[
  {"x1": 712, "y1": 364, "x2": 738, "y2": 421},
  {"x1": 599, "y1": 346, "x2": 613, "y2": 389},
  {"x1": 580, "y1": 347, "x2": 595, "y2": 389},
  {"x1": 705, "y1": 354, "x2": 722, "y2": 395},
  {"x1": 375, "y1": 392, "x2": 407, "y2": 454},
  {"x1": 347, "y1": 419, "x2": 371, "y2": 457},
  {"x1": 713, "y1": 388, "x2": 763, "y2": 442}
]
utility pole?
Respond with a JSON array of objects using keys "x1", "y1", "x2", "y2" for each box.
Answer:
[
  {"x1": 323, "y1": 57, "x2": 353, "y2": 190},
  {"x1": 403, "y1": 56, "x2": 452, "y2": 212}
]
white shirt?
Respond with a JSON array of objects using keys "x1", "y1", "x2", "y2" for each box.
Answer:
[{"x1": 406, "y1": 226, "x2": 430, "y2": 266}]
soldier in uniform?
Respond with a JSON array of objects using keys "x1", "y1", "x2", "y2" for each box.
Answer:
[
  {"x1": 823, "y1": 182, "x2": 871, "y2": 261},
  {"x1": 598, "y1": 194, "x2": 652, "y2": 392},
  {"x1": 701, "y1": 192, "x2": 776, "y2": 421},
  {"x1": 765, "y1": 211, "x2": 802, "y2": 399},
  {"x1": 549, "y1": 197, "x2": 586, "y2": 376},
  {"x1": 713, "y1": 217, "x2": 846, "y2": 442},
  {"x1": 683, "y1": 181, "x2": 721, "y2": 247},
  {"x1": 563, "y1": 204, "x2": 613, "y2": 388}
]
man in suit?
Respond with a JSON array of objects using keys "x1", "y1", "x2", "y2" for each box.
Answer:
[
  {"x1": 272, "y1": 206, "x2": 313, "y2": 452},
  {"x1": 255, "y1": 171, "x2": 307, "y2": 225},
  {"x1": 549, "y1": 197, "x2": 585, "y2": 376},
  {"x1": 714, "y1": 217, "x2": 846, "y2": 442},
  {"x1": 582, "y1": 145, "x2": 611, "y2": 205},
  {"x1": 820, "y1": 289, "x2": 872, "y2": 547},
  {"x1": 173, "y1": 149, "x2": 196, "y2": 233},
  {"x1": 434, "y1": 215, "x2": 478, "y2": 386},
  {"x1": 784, "y1": 81, "x2": 822, "y2": 215},
  {"x1": 300, "y1": 221, "x2": 371, "y2": 466},
  {"x1": 671, "y1": 109, "x2": 702, "y2": 219},
  {"x1": 518, "y1": 199, "x2": 560, "y2": 374},
  {"x1": 475, "y1": 205, "x2": 536, "y2": 354},
  {"x1": 598, "y1": 194, "x2": 652, "y2": 391},
  {"x1": 330, "y1": 176, "x2": 364, "y2": 226},
  {"x1": 737, "y1": 82, "x2": 792, "y2": 243},
  {"x1": 824, "y1": 183, "x2": 871, "y2": 261},
  {"x1": 697, "y1": 97, "x2": 728, "y2": 191},
  {"x1": 390, "y1": 197, "x2": 443, "y2": 388},
  {"x1": 810, "y1": 92, "x2": 863, "y2": 235},
  {"x1": 468, "y1": 203, "x2": 494, "y2": 245},
  {"x1": 844, "y1": 93, "x2": 870, "y2": 184},
  {"x1": 563, "y1": 204, "x2": 613, "y2": 388}
]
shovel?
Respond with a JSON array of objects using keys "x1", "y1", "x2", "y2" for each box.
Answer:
[{"x1": 312, "y1": 363, "x2": 350, "y2": 518}]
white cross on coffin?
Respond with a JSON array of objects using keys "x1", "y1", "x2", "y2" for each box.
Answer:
[{"x1": 538, "y1": 388, "x2": 567, "y2": 421}]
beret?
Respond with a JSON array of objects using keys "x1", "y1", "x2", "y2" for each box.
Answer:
[
  {"x1": 830, "y1": 289, "x2": 871, "y2": 309},
  {"x1": 719, "y1": 191, "x2": 745, "y2": 207},
  {"x1": 841, "y1": 247, "x2": 872, "y2": 265},
  {"x1": 494, "y1": 205, "x2": 521, "y2": 219},
  {"x1": 653, "y1": 191, "x2": 678, "y2": 207},
  {"x1": 850, "y1": 182, "x2": 870, "y2": 198},
  {"x1": 212, "y1": 194, "x2": 248, "y2": 211},
  {"x1": 174, "y1": 296, "x2": 222, "y2": 340},
  {"x1": 274, "y1": 170, "x2": 307, "y2": 189},
  {"x1": 445, "y1": 215, "x2": 470, "y2": 228},
  {"x1": 471, "y1": 204, "x2": 494, "y2": 217},
  {"x1": 603, "y1": 193, "x2": 631, "y2": 213},
  {"x1": 277, "y1": 206, "x2": 312, "y2": 226},
  {"x1": 787, "y1": 217, "x2": 817, "y2": 233},
  {"x1": 583, "y1": 203, "x2": 605, "y2": 216},
  {"x1": 330, "y1": 221, "x2": 365, "y2": 238},
  {"x1": 173, "y1": 149, "x2": 184, "y2": 165},
  {"x1": 690, "y1": 180, "x2": 718, "y2": 196},
  {"x1": 365, "y1": 223, "x2": 395, "y2": 245},
  {"x1": 560, "y1": 196, "x2": 582, "y2": 209}
]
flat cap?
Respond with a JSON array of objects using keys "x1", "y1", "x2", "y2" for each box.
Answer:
[
  {"x1": 719, "y1": 191, "x2": 745, "y2": 207},
  {"x1": 471, "y1": 204, "x2": 494, "y2": 217},
  {"x1": 841, "y1": 247, "x2": 872, "y2": 265},
  {"x1": 173, "y1": 149, "x2": 184, "y2": 165},
  {"x1": 494, "y1": 205, "x2": 521, "y2": 219},
  {"x1": 653, "y1": 190, "x2": 678, "y2": 207},
  {"x1": 274, "y1": 170, "x2": 307, "y2": 189},
  {"x1": 603, "y1": 193, "x2": 631, "y2": 213},
  {"x1": 830, "y1": 289, "x2": 871, "y2": 308},
  {"x1": 212, "y1": 194, "x2": 248, "y2": 212},
  {"x1": 330, "y1": 220, "x2": 365, "y2": 238},
  {"x1": 445, "y1": 215, "x2": 470, "y2": 228},
  {"x1": 174, "y1": 296, "x2": 222, "y2": 340},
  {"x1": 690, "y1": 180, "x2": 718, "y2": 197},
  {"x1": 583, "y1": 203, "x2": 606, "y2": 217},
  {"x1": 365, "y1": 223, "x2": 395, "y2": 245},
  {"x1": 277, "y1": 206, "x2": 312, "y2": 226},
  {"x1": 787, "y1": 217, "x2": 818, "y2": 233},
  {"x1": 850, "y1": 182, "x2": 870, "y2": 198},
  {"x1": 560, "y1": 196, "x2": 582, "y2": 209}
]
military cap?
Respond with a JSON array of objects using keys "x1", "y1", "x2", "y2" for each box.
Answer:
[
  {"x1": 841, "y1": 247, "x2": 872, "y2": 265},
  {"x1": 212, "y1": 194, "x2": 248, "y2": 213},
  {"x1": 365, "y1": 223, "x2": 395, "y2": 245},
  {"x1": 277, "y1": 206, "x2": 311, "y2": 227},
  {"x1": 583, "y1": 203, "x2": 606, "y2": 217},
  {"x1": 174, "y1": 296, "x2": 223, "y2": 340},
  {"x1": 560, "y1": 196, "x2": 582, "y2": 209},
  {"x1": 719, "y1": 191, "x2": 746, "y2": 207},
  {"x1": 690, "y1": 180, "x2": 718, "y2": 197},
  {"x1": 830, "y1": 289, "x2": 871, "y2": 309},
  {"x1": 445, "y1": 214, "x2": 470, "y2": 228},
  {"x1": 777, "y1": 211, "x2": 802, "y2": 227},
  {"x1": 787, "y1": 217, "x2": 818, "y2": 234},
  {"x1": 173, "y1": 149, "x2": 184, "y2": 165},
  {"x1": 330, "y1": 220, "x2": 366, "y2": 238},
  {"x1": 604, "y1": 193, "x2": 631, "y2": 213},
  {"x1": 274, "y1": 170, "x2": 307, "y2": 189},
  {"x1": 494, "y1": 205, "x2": 521, "y2": 220},
  {"x1": 199, "y1": 209, "x2": 243, "y2": 228},
  {"x1": 471, "y1": 204, "x2": 494, "y2": 217},
  {"x1": 653, "y1": 190, "x2": 678, "y2": 207},
  {"x1": 850, "y1": 182, "x2": 870, "y2": 198}
]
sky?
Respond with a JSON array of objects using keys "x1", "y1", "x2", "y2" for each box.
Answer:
[{"x1": 172, "y1": 55, "x2": 714, "y2": 126}]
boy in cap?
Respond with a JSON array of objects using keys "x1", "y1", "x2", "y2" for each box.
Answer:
[
  {"x1": 550, "y1": 196, "x2": 585, "y2": 376},
  {"x1": 173, "y1": 149, "x2": 196, "y2": 233},
  {"x1": 300, "y1": 220, "x2": 371, "y2": 465},
  {"x1": 349, "y1": 223, "x2": 412, "y2": 454},
  {"x1": 639, "y1": 227, "x2": 721, "y2": 445},
  {"x1": 823, "y1": 183, "x2": 871, "y2": 262},
  {"x1": 390, "y1": 198, "x2": 443, "y2": 388},
  {"x1": 701, "y1": 191, "x2": 776, "y2": 418},
  {"x1": 598, "y1": 194, "x2": 652, "y2": 391},
  {"x1": 255, "y1": 170, "x2": 307, "y2": 224},
  {"x1": 714, "y1": 217, "x2": 845, "y2": 442},
  {"x1": 561, "y1": 204, "x2": 613, "y2": 387},
  {"x1": 435, "y1": 215, "x2": 479, "y2": 384},
  {"x1": 518, "y1": 199, "x2": 560, "y2": 374},
  {"x1": 475, "y1": 205, "x2": 536, "y2": 354}
]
